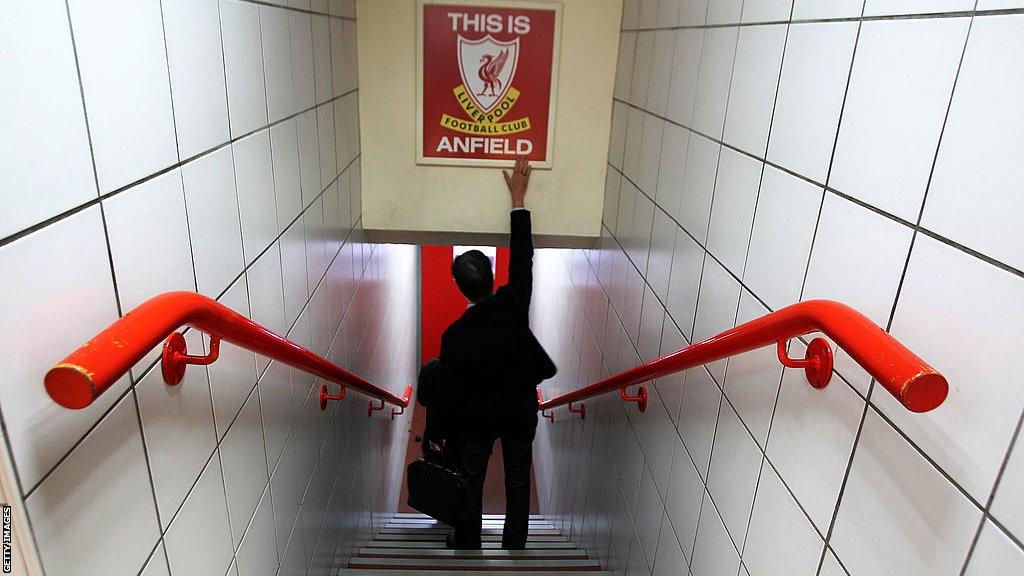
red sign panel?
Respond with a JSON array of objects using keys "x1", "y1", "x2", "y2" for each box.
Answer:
[{"x1": 418, "y1": 1, "x2": 561, "y2": 167}]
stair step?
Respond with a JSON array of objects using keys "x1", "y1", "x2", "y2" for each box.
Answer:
[
  {"x1": 363, "y1": 540, "x2": 578, "y2": 550},
  {"x1": 339, "y1": 571, "x2": 616, "y2": 576},
  {"x1": 358, "y1": 548, "x2": 589, "y2": 559},
  {"x1": 348, "y1": 558, "x2": 601, "y2": 570},
  {"x1": 342, "y1": 565, "x2": 614, "y2": 569},
  {"x1": 391, "y1": 513, "x2": 550, "y2": 520},
  {"x1": 372, "y1": 533, "x2": 569, "y2": 542},
  {"x1": 379, "y1": 527, "x2": 562, "y2": 536},
  {"x1": 387, "y1": 520, "x2": 557, "y2": 529}
]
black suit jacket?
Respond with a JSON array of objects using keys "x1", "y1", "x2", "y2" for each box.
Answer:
[{"x1": 439, "y1": 209, "x2": 556, "y2": 437}]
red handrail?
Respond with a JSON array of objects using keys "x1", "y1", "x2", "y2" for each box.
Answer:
[
  {"x1": 538, "y1": 300, "x2": 947, "y2": 415},
  {"x1": 44, "y1": 291, "x2": 413, "y2": 413}
]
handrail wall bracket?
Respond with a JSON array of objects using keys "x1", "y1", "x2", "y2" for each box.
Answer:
[
  {"x1": 619, "y1": 385, "x2": 648, "y2": 413},
  {"x1": 320, "y1": 383, "x2": 347, "y2": 411},
  {"x1": 777, "y1": 337, "x2": 834, "y2": 389},
  {"x1": 162, "y1": 331, "x2": 220, "y2": 386}
]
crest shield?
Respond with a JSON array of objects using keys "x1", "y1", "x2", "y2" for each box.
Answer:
[{"x1": 457, "y1": 35, "x2": 520, "y2": 114}]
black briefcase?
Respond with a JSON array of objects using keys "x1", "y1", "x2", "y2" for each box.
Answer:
[{"x1": 406, "y1": 459, "x2": 472, "y2": 527}]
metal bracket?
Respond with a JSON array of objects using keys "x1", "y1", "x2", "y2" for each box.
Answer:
[
  {"x1": 368, "y1": 397, "x2": 385, "y2": 417},
  {"x1": 568, "y1": 401, "x2": 586, "y2": 420},
  {"x1": 162, "y1": 332, "x2": 220, "y2": 385},
  {"x1": 319, "y1": 383, "x2": 346, "y2": 411},
  {"x1": 538, "y1": 389, "x2": 554, "y2": 422},
  {"x1": 619, "y1": 385, "x2": 648, "y2": 413},
  {"x1": 777, "y1": 337, "x2": 833, "y2": 389}
]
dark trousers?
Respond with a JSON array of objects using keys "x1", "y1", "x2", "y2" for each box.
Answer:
[{"x1": 454, "y1": 425, "x2": 535, "y2": 549}]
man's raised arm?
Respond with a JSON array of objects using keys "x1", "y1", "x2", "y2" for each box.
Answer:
[{"x1": 502, "y1": 156, "x2": 533, "y2": 309}]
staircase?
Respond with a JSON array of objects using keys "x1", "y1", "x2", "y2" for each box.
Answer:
[{"x1": 339, "y1": 513, "x2": 612, "y2": 575}]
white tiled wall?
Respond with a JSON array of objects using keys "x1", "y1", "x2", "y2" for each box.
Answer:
[
  {"x1": 532, "y1": 2, "x2": 1024, "y2": 575},
  {"x1": 0, "y1": 1, "x2": 421, "y2": 575}
]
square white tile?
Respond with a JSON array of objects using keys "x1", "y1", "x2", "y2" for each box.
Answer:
[
  {"x1": 221, "y1": 0, "x2": 269, "y2": 137},
  {"x1": 0, "y1": 208, "x2": 125, "y2": 491},
  {"x1": 271, "y1": 119, "x2": 304, "y2": 229},
  {"x1": 261, "y1": 5, "x2": 297, "y2": 122},
  {"x1": 801, "y1": 193, "x2": 914, "y2": 394},
  {"x1": 880, "y1": 235, "x2": 1024, "y2": 502},
  {"x1": 259, "y1": 361, "x2": 294, "y2": 469},
  {"x1": 27, "y1": 395, "x2": 160, "y2": 576},
  {"x1": 922, "y1": 14, "x2": 1024, "y2": 272},
  {"x1": 830, "y1": 410, "x2": 981, "y2": 575},
  {"x1": 647, "y1": 209, "x2": 677, "y2": 302},
  {"x1": 207, "y1": 277, "x2": 258, "y2": 437},
  {"x1": 689, "y1": 492, "x2": 741, "y2": 576},
  {"x1": 104, "y1": 169, "x2": 195, "y2": 312},
  {"x1": 678, "y1": 367, "x2": 724, "y2": 480},
  {"x1": 742, "y1": 165, "x2": 822, "y2": 310},
  {"x1": 721, "y1": 291, "x2": 783, "y2": 448},
  {"x1": 665, "y1": 227, "x2": 704, "y2": 340},
  {"x1": 692, "y1": 256, "x2": 741, "y2": 383},
  {"x1": 863, "y1": 0, "x2": 973, "y2": 15},
  {"x1": 247, "y1": 243, "x2": 288, "y2": 336},
  {"x1": 296, "y1": 109, "x2": 323, "y2": 206},
  {"x1": 679, "y1": 0, "x2": 709, "y2": 25},
  {"x1": 220, "y1": 388, "x2": 270, "y2": 548},
  {"x1": 162, "y1": 0, "x2": 231, "y2": 159},
  {"x1": 638, "y1": 115, "x2": 665, "y2": 197},
  {"x1": 312, "y1": 15, "x2": 334, "y2": 104},
  {"x1": 723, "y1": 24, "x2": 787, "y2": 157},
  {"x1": 706, "y1": 147, "x2": 762, "y2": 276},
  {"x1": 678, "y1": 133, "x2": 720, "y2": 243},
  {"x1": 0, "y1": 0, "x2": 96, "y2": 239},
  {"x1": 665, "y1": 30, "x2": 704, "y2": 126},
  {"x1": 742, "y1": 461, "x2": 824, "y2": 576},
  {"x1": 691, "y1": 27, "x2": 740, "y2": 139},
  {"x1": 135, "y1": 331, "x2": 217, "y2": 527},
  {"x1": 317, "y1": 104, "x2": 338, "y2": 187},
  {"x1": 163, "y1": 455, "x2": 234, "y2": 576},
  {"x1": 638, "y1": 287, "x2": 665, "y2": 362},
  {"x1": 68, "y1": 0, "x2": 177, "y2": 191},
  {"x1": 239, "y1": 489, "x2": 280, "y2": 574},
  {"x1": 653, "y1": 512, "x2": 688, "y2": 576},
  {"x1": 767, "y1": 21, "x2": 858, "y2": 184},
  {"x1": 741, "y1": 0, "x2": 793, "y2": 22},
  {"x1": 707, "y1": 400, "x2": 763, "y2": 547},
  {"x1": 647, "y1": 30, "x2": 677, "y2": 117},
  {"x1": 234, "y1": 130, "x2": 280, "y2": 265},
  {"x1": 622, "y1": 108, "x2": 645, "y2": 183},
  {"x1": 792, "y1": 0, "x2": 863, "y2": 19},
  {"x1": 706, "y1": 0, "x2": 744, "y2": 23},
  {"x1": 990, "y1": 430, "x2": 1024, "y2": 544},
  {"x1": 631, "y1": 32, "x2": 655, "y2": 107},
  {"x1": 655, "y1": 124, "x2": 689, "y2": 221},
  {"x1": 964, "y1": 521, "x2": 1024, "y2": 575},
  {"x1": 182, "y1": 146, "x2": 245, "y2": 297},
  {"x1": 766, "y1": 344, "x2": 864, "y2": 532},
  {"x1": 290, "y1": 11, "x2": 316, "y2": 111},
  {"x1": 636, "y1": 466, "x2": 665, "y2": 568},
  {"x1": 830, "y1": 17, "x2": 970, "y2": 221}
]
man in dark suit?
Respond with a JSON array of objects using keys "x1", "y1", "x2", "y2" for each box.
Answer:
[{"x1": 440, "y1": 156, "x2": 556, "y2": 550}]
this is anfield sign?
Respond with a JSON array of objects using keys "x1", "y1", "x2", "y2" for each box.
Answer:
[{"x1": 417, "y1": 0, "x2": 561, "y2": 168}]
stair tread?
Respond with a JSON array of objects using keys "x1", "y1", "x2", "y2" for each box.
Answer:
[
  {"x1": 358, "y1": 548, "x2": 588, "y2": 558},
  {"x1": 392, "y1": 513, "x2": 549, "y2": 520},
  {"x1": 350, "y1": 558, "x2": 599, "y2": 567},
  {"x1": 339, "y1": 571, "x2": 616, "y2": 575},
  {"x1": 380, "y1": 527, "x2": 562, "y2": 536},
  {"x1": 373, "y1": 533, "x2": 569, "y2": 542},
  {"x1": 363, "y1": 540, "x2": 578, "y2": 550}
]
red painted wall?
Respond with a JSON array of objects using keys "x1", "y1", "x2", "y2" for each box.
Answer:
[{"x1": 420, "y1": 245, "x2": 510, "y2": 363}]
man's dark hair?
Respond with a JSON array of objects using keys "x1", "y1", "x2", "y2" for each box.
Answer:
[{"x1": 451, "y1": 250, "x2": 494, "y2": 302}]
